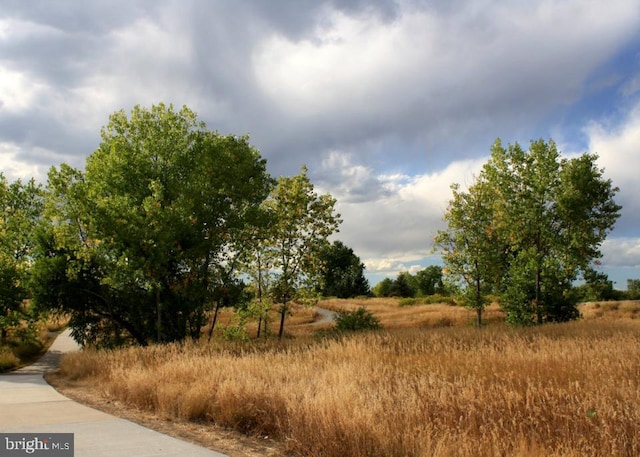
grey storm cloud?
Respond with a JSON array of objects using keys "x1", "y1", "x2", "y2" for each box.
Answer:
[
  {"x1": 1, "y1": 0, "x2": 640, "y2": 282},
  {"x1": 1, "y1": 0, "x2": 638, "y2": 174}
]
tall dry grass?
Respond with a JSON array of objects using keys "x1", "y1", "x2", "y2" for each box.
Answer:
[
  {"x1": 60, "y1": 310, "x2": 640, "y2": 457},
  {"x1": 318, "y1": 297, "x2": 505, "y2": 328}
]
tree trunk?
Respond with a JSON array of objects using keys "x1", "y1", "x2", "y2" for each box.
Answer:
[
  {"x1": 156, "y1": 288, "x2": 162, "y2": 343},
  {"x1": 256, "y1": 260, "x2": 263, "y2": 339},
  {"x1": 108, "y1": 312, "x2": 149, "y2": 346},
  {"x1": 476, "y1": 271, "x2": 483, "y2": 328},
  {"x1": 535, "y1": 268, "x2": 542, "y2": 324},
  {"x1": 278, "y1": 302, "x2": 287, "y2": 339},
  {"x1": 207, "y1": 301, "x2": 222, "y2": 342}
]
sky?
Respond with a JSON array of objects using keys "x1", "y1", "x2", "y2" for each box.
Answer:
[{"x1": 1, "y1": 0, "x2": 640, "y2": 289}]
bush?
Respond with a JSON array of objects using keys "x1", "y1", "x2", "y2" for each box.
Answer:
[
  {"x1": 423, "y1": 294, "x2": 457, "y2": 305},
  {"x1": 334, "y1": 307, "x2": 382, "y2": 332},
  {"x1": 0, "y1": 348, "x2": 19, "y2": 372},
  {"x1": 221, "y1": 324, "x2": 249, "y2": 342},
  {"x1": 12, "y1": 340, "x2": 43, "y2": 359},
  {"x1": 399, "y1": 298, "x2": 419, "y2": 307}
]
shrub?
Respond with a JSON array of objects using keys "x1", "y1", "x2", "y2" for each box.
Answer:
[
  {"x1": 12, "y1": 340, "x2": 43, "y2": 359},
  {"x1": 399, "y1": 298, "x2": 419, "y2": 307},
  {"x1": 0, "y1": 348, "x2": 19, "y2": 372},
  {"x1": 221, "y1": 324, "x2": 249, "y2": 342},
  {"x1": 334, "y1": 306, "x2": 382, "y2": 331},
  {"x1": 423, "y1": 294, "x2": 457, "y2": 305}
]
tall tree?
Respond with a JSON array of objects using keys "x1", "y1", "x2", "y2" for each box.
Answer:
[
  {"x1": 487, "y1": 139, "x2": 620, "y2": 324},
  {"x1": 438, "y1": 138, "x2": 621, "y2": 325},
  {"x1": 32, "y1": 104, "x2": 271, "y2": 346},
  {"x1": 239, "y1": 208, "x2": 277, "y2": 338},
  {"x1": 435, "y1": 178, "x2": 505, "y2": 327},
  {"x1": 263, "y1": 166, "x2": 341, "y2": 338},
  {"x1": 318, "y1": 240, "x2": 370, "y2": 298}
]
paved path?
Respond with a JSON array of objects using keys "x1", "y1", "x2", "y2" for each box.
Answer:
[
  {"x1": 309, "y1": 307, "x2": 338, "y2": 326},
  {"x1": 0, "y1": 329, "x2": 227, "y2": 457}
]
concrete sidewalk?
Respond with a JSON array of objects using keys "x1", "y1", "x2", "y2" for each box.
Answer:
[{"x1": 0, "y1": 330, "x2": 227, "y2": 457}]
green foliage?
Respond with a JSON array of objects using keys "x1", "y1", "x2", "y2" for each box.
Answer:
[
  {"x1": 394, "y1": 272, "x2": 418, "y2": 297},
  {"x1": 221, "y1": 325, "x2": 250, "y2": 342},
  {"x1": 244, "y1": 298, "x2": 274, "y2": 338},
  {"x1": 422, "y1": 294, "x2": 457, "y2": 305},
  {"x1": 0, "y1": 306, "x2": 46, "y2": 372},
  {"x1": 221, "y1": 311, "x2": 250, "y2": 342},
  {"x1": 334, "y1": 306, "x2": 381, "y2": 332},
  {"x1": 372, "y1": 273, "x2": 414, "y2": 297},
  {"x1": 415, "y1": 265, "x2": 445, "y2": 296},
  {"x1": 627, "y1": 279, "x2": 640, "y2": 300},
  {"x1": 12, "y1": 339, "x2": 43, "y2": 359},
  {"x1": 399, "y1": 298, "x2": 419, "y2": 306},
  {"x1": 0, "y1": 174, "x2": 44, "y2": 339},
  {"x1": 398, "y1": 295, "x2": 456, "y2": 306},
  {"x1": 571, "y1": 269, "x2": 620, "y2": 302},
  {"x1": 32, "y1": 103, "x2": 272, "y2": 347},
  {"x1": 262, "y1": 166, "x2": 341, "y2": 338},
  {"x1": 435, "y1": 176, "x2": 505, "y2": 327},
  {"x1": 317, "y1": 240, "x2": 370, "y2": 298},
  {"x1": 372, "y1": 278, "x2": 394, "y2": 297},
  {"x1": 437, "y1": 138, "x2": 621, "y2": 326},
  {"x1": 0, "y1": 260, "x2": 23, "y2": 330},
  {"x1": 373, "y1": 267, "x2": 446, "y2": 299}
]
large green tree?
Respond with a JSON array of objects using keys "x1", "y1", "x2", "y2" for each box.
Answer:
[
  {"x1": 317, "y1": 240, "x2": 370, "y2": 298},
  {"x1": 437, "y1": 138, "x2": 621, "y2": 325},
  {"x1": 32, "y1": 104, "x2": 272, "y2": 346},
  {"x1": 263, "y1": 166, "x2": 341, "y2": 338}
]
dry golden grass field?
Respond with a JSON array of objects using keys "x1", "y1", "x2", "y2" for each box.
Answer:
[{"x1": 53, "y1": 298, "x2": 640, "y2": 456}]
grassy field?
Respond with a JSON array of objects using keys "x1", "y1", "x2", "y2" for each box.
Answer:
[{"x1": 56, "y1": 299, "x2": 640, "y2": 456}]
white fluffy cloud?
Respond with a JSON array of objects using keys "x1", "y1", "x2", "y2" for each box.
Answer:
[
  {"x1": 601, "y1": 238, "x2": 640, "y2": 268},
  {"x1": 585, "y1": 100, "x2": 640, "y2": 272},
  {"x1": 587, "y1": 102, "x2": 640, "y2": 227},
  {"x1": 0, "y1": 142, "x2": 50, "y2": 181},
  {"x1": 0, "y1": 67, "x2": 47, "y2": 113},
  {"x1": 321, "y1": 94, "x2": 640, "y2": 280},
  {"x1": 318, "y1": 151, "x2": 486, "y2": 276}
]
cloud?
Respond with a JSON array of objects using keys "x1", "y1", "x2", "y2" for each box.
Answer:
[
  {"x1": 251, "y1": 0, "x2": 640, "y2": 167},
  {"x1": 320, "y1": 93, "x2": 640, "y2": 279},
  {"x1": 601, "y1": 238, "x2": 640, "y2": 268},
  {"x1": 0, "y1": 66, "x2": 47, "y2": 113},
  {"x1": 1, "y1": 0, "x2": 640, "y2": 282},
  {"x1": 585, "y1": 100, "x2": 640, "y2": 237},
  {"x1": 2, "y1": 0, "x2": 639, "y2": 178},
  {"x1": 317, "y1": 151, "x2": 485, "y2": 275},
  {"x1": 0, "y1": 142, "x2": 50, "y2": 181},
  {"x1": 576, "y1": 95, "x2": 640, "y2": 282}
]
